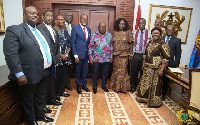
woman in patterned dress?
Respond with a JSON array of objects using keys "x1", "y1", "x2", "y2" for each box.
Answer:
[
  {"x1": 136, "y1": 27, "x2": 170, "y2": 107},
  {"x1": 109, "y1": 18, "x2": 133, "y2": 93}
]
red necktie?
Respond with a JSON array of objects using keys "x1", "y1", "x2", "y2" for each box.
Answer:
[
  {"x1": 139, "y1": 31, "x2": 143, "y2": 51},
  {"x1": 83, "y1": 27, "x2": 87, "y2": 40}
]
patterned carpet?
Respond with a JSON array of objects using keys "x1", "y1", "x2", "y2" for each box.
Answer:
[{"x1": 36, "y1": 79, "x2": 198, "y2": 125}]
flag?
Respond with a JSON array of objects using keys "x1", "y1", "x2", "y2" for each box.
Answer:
[
  {"x1": 189, "y1": 30, "x2": 200, "y2": 68},
  {"x1": 135, "y1": 2, "x2": 141, "y2": 30}
]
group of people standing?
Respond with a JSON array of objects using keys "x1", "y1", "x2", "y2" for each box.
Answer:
[{"x1": 3, "y1": 5, "x2": 181, "y2": 125}]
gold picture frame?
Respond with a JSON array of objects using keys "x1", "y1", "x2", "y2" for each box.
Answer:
[
  {"x1": 0, "y1": 0, "x2": 5, "y2": 33},
  {"x1": 148, "y1": 4, "x2": 193, "y2": 44}
]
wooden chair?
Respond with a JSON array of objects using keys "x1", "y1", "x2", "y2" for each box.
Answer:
[{"x1": 188, "y1": 68, "x2": 200, "y2": 122}]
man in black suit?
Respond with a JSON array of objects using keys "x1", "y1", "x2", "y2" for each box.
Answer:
[
  {"x1": 37, "y1": 10, "x2": 62, "y2": 109},
  {"x1": 3, "y1": 6, "x2": 54, "y2": 125},
  {"x1": 162, "y1": 25, "x2": 182, "y2": 100}
]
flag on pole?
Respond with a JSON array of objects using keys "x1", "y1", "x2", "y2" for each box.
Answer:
[
  {"x1": 189, "y1": 30, "x2": 200, "y2": 68},
  {"x1": 135, "y1": 1, "x2": 141, "y2": 30}
]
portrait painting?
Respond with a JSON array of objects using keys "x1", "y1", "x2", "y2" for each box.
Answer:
[{"x1": 148, "y1": 4, "x2": 193, "y2": 44}]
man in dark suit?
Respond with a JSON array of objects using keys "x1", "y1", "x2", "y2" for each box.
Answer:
[
  {"x1": 162, "y1": 25, "x2": 182, "y2": 100},
  {"x1": 3, "y1": 6, "x2": 54, "y2": 125},
  {"x1": 37, "y1": 10, "x2": 62, "y2": 109},
  {"x1": 64, "y1": 11, "x2": 76, "y2": 91},
  {"x1": 71, "y1": 14, "x2": 91, "y2": 94}
]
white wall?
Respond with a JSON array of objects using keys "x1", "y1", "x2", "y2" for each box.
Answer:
[
  {"x1": 134, "y1": 0, "x2": 200, "y2": 65},
  {"x1": 0, "y1": 0, "x2": 23, "y2": 85}
]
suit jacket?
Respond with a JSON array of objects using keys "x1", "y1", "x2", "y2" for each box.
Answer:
[
  {"x1": 37, "y1": 23, "x2": 60, "y2": 65},
  {"x1": 3, "y1": 22, "x2": 52, "y2": 84},
  {"x1": 71, "y1": 24, "x2": 91, "y2": 59},
  {"x1": 161, "y1": 35, "x2": 182, "y2": 67}
]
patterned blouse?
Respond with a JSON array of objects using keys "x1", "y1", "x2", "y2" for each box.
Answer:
[
  {"x1": 113, "y1": 30, "x2": 133, "y2": 56},
  {"x1": 88, "y1": 31, "x2": 113, "y2": 63},
  {"x1": 57, "y1": 29, "x2": 72, "y2": 65}
]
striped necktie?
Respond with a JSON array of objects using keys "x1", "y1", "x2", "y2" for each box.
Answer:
[
  {"x1": 139, "y1": 31, "x2": 143, "y2": 51},
  {"x1": 32, "y1": 28, "x2": 51, "y2": 64}
]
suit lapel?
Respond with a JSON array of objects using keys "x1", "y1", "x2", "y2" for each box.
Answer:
[
  {"x1": 168, "y1": 36, "x2": 175, "y2": 46},
  {"x1": 22, "y1": 23, "x2": 41, "y2": 52},
  {"x1": 78, "y1": 25, "x2": 86, "y2": 41},
  {"x1": 41, "y1": 23, "x2": 55, "y2": 42}
]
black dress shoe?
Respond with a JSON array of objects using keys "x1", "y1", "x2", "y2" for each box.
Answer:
[
  {"x1": 82, "y1": 85, "x2": 90, "y2": 92},
  {"x1": 56, "y1": 96, "x2": 61, "y2": 101},
  {"x1": 31, "y1": 121, "x2": 38, "y2": 125},
  {"x1": 44, "y1": 107, "x2": 52, "y2": 113},
  {"x1": 66, "y1": 85, "x2": 73, "y2": 91},
  {"x1": 93, "y1": 88, "x2": 97, "y2": 94},
  {"x1": 130, "y1": 88, "x2": 136, "y2": 93},
  {"x1": 77, "y1": 86, "x2": 82, "y2": 94},
  {"x1": 102, "y1": 87, "x2": 109, "y2": 92},
  {"x1": 37, "y1": 116, "x2": 54, "y2": 123},
  {"x1": 60, "y1": 93, "x2": 70, "y2": 97},
  {"x1": 47, "y1": 101, "x2": 62, "y2": 106}
]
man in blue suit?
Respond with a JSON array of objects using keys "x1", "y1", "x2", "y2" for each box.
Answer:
[{"x1": 71, "y1": 14, "x2": 91, "y2": 94}]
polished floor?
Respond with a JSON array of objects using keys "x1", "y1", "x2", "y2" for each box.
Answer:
[{"x1": 23, "y1": 78, "x2": 193, "y2": 125}]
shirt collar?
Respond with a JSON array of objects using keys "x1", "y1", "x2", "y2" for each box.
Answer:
[
  {"x1": 139, "y1": 29, "x2": 146, "y2": 33},
  {"x1": 25, "y1": 22, "x2": 36, "y2": 30},
  {"x1": 80, "y1": 24, "x2": 86, "y2": 29},
  {"x1": 43, "y1": 22, "x2": 52, "y2": 28},
  {"x1": 96, "y1": 30, "x2": 107, "y2": 36}
]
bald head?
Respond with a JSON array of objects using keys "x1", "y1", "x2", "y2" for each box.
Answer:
[
  {"x1": 98, "y1": 22, "x2": 106, "y2": 35},
  {"x1": 154, "y1": 19, "x2": 162, "y2": 27},
  {"x1": 23, "y1": 6, "x2": 39, "y2": 27},
  {"x1": 65, "y1": 11, "x2": 73, "y2": 23}
]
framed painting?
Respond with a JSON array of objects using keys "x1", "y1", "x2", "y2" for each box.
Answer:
[
  {"x1": 148, "y1": 4, "x2": 193, "y2": 44},
  {"x1": 0, "y1": 0, "x2": 5, "y2": 33}
]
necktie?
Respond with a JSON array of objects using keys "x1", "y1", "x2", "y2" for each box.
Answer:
[
  {"x1": 32, "y1": 28, "x2": 51, "y2": 64},
  {"x1": 166, "y1": 36, "x2": 170, "y2": 43},
  {"x1": 83, "y1": 27, "x2": 87, "y2": 40},
  {"x1": 139, "y1": 31, "x2": 143, "y2": 51}
]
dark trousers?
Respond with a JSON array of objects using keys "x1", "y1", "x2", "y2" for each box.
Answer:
[
  {"x1": 75, "y1": 57, "x2": 88, "y2": 86},
  {"x1": 92, "y1": 62, "x2": 110, "y2": 89},
  {"x1": 130, "y1": 53, "x2": 143, "y2": 89},
  {"x1": 56, "y1": 65, "x2": 68, "y2": 96},
  {"x1": 18, "y1": 69, "x2": 49, "y2": 121},
  {"x1": 162, "y1": 75, "x2": 170, "y2": 97},
  {"x1": 45, "y1": 76, "x2": 56, "y2": 105},
  {"x1": 66, "y1": 64, "x2": 74, "y2": 87}
]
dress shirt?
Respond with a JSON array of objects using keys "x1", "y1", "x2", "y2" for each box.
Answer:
[
  {"x1": 165, "y1": 36, "x2": 172, "y2": 43},
  {"x1": 44, "y1": 22, "x2": 55, "y2": 43},
  {"x1": 88, "y1": 31, "x2": 113, "y2": 63},
  {"x1": 15, "y1": 23, "x2": 52, "y2": 78},
  {"x1": 80, "y1": 24, "x2": 88, "y2": 40},
  {"x1": 135, "y1": 29, "x2": 146, "y2": 53},
  {"x1": 65, "y1": 21, "x2": 72, "y2": 35}
]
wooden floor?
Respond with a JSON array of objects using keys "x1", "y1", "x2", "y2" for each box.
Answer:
[{"x1": 23, "y1": 78, "x2": 194, "y2": 125}]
